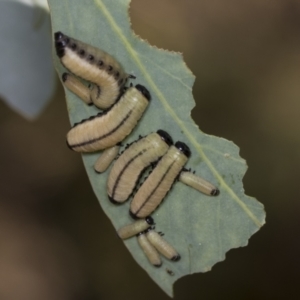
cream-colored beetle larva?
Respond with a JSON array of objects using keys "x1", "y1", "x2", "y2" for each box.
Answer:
[
  {"x1": 66, "y1": 84, "x2": 150, "y2": 152},
  {"x1": 107, "y1": 130, "x2": 173, "y2": 204},
  {"x1": 130, "y1": 141, "x2": 191, "y2": 219},
  {"x1": 117, "y1": 217, "x2": 154, "y2": 240},
  {"x1": 179, "y1": 169, "x2": 220, "y2": 196},
  {"x1": 146, "y1": 227, "x2": 180, "y2": 261},
  {"x1": 55, "y1": 31, "x2": 134, "y2": 109},
  {"x1": 137, "y1": 231, "x2": 162, "y2": 267}
]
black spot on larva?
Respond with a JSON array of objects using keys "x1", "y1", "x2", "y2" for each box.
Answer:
[
  {"x1": 87, "y1": 54, "x2": 94, "y2": 62},
  {"x1": 115, "y1": 71, "x2": 120, "y2": 78},
  {"x1": 135, "y1": 84, "x2": 151, "y2": 101},
  {"x1": 211, "y1": 188, "x2": 220, "y2": 196},
  {"x1": 62, "y1": 73, "x2": 68, "y2": 82},
  {"x1": 175, "y1": 141, "x2": 191, "y2": 158},
  {"x1": 107, "y1": 65, "x2": 113, "y2": 72},
  {"x1": 65, "y1": 38, "x2": 70, "y2": 44},
  {"x1": 56, "y1": 49, "x2": 65, "y2": 57},
  {"x1": 154, "y1": 263, "x2": 162, "y2": 268},
  {"x1": 145, "y1": 216, "x2": 154, "y2": 225},
  {"x1": 118, "y1": 78, "x2": 124, "y2": 85},
  {"x1": 96, "y1": 85, "x2": 101, "y2": 99},
  {"x1": 79, "y1": 49, "x2": 85, "y2": 57},
  {"x1": 71, "y1": 43, "x2": 77, "y2": 50},
  {"x1": 97, "y1": 60, "x2": 104, "y2": 67},
  {"x1": 157, "y1": 130, "x2": 173, "y2": 146},
  {"x1": 171, "y1": 254, "x2": 181, "y2": 262}
]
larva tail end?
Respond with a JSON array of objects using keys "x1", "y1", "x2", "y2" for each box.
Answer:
[
  {"x1": 108, "y1": 196, "x2": 123, "y2": 205},
  {"x1": 135, "y1": 84, "x2": 151, "y2": 101},
  {"x1": 211, "y1": 188, "x2": 220, "y2": 196},
  {"x1": 171, "y1": 254, "x2": 181, "y2": 262},
  {"x1": 129, "y1": 210, "x2": 140, "y2": 220}
]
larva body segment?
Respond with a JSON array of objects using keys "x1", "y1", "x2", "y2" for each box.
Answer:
[
  {"x1": 94, "y1": 145, "x2": 121, "y2": 173},
  {"x1": 107, "y1": 130, "x2": 173, "y2": 204},
  {"x1": 146, "y1": 228, "x2": 180, "y2": 261},
  {"x1": 130, "y1": 142, "x2": 191, "y2": 219},
  {"x1": 179, "y1": 170, "x2": 220, "y2": 196},
  {"x1": 54, "y1": 31, "x2": 128, "y2": 109},
  {"x1": 66, "y1": 85, "x2": 150, "y2": 152},
  {"x1": 137, "y1": 232, "x2": 162, "y2": 267},
  {"x1": 62, "y1": 73, "x2": 93, "y2": 105},
  {"x1": 117, "y1": 217, "x2": 154, "y2": 240}
]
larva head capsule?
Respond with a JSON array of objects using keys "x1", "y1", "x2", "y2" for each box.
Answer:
[
  {"x1": 135, "y1": 84, "x2": 151, "y2": 101},
  {"x1": 211, "y1": 188, "x2": 220, "y2": 196},
  {"x1": 145, "y1": 216, "x2": 155, "y2": 225},
  {"x1": 175, "y1": 141, "x2": 191, "y2": 158},
  {"x1": 171, "y1": 254, "x2": 181, "y2": 261},
  {"x1": 54, "y1": 31, "x2": 69, "y2": 58},
  {"x1": 156, "y1": 130, "x2": 173, "y2": 146}
]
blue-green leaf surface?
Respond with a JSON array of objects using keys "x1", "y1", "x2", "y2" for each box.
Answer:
[{"x1": 48, "y1": 0, "x2": 266, "y2": 297}]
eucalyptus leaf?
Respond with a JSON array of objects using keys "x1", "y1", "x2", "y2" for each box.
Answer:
[{"x1": 48, "y1": 0, "x2": 266, "y2": 297}]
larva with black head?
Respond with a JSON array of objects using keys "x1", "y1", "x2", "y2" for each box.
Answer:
[
  {"x1": 130, "y1": 141, "x2": 191, "y2": 219},
  {"x1": 137, "y1": 231, "x2": 162, "y2": 267},
  {"x1": 66, "y1": 84, "x2": 151, "y2": 152},
  {"x1": 179, "y1": 169, "x2": 220, "y2": 196},
  {"x1": 146, "y1": 227, "x2": 181, "y2": 261},
  {"x1": 107, "y1": 130, "x2": 173, "y2": 204},
  {"x1": 55, "y1": 31, "x2": 133, "y2": 109},
  {"x1": 117, "y1": 217, "x2": 154, "y2": 240}
]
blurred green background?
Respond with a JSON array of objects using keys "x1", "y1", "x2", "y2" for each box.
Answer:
[{"x1": 0, "y1": 0, "x2": 299, "y2": 299}]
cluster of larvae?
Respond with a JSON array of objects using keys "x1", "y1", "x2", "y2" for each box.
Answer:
[
  {"x1": 54, "y1": 31, "x2": 219, "y2": 268},
  {"x1": 118, "y1": 217, "x2": 179, "y2": 268}
]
